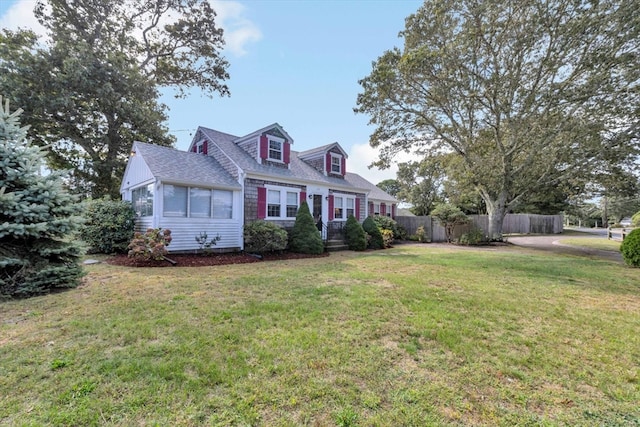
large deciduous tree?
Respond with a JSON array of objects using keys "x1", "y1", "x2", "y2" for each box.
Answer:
[
  {"x1": 0, "y1": 0, "x2": 230, "y2": 198},
  {"x1": 355, "y1": 0, "x2": 639, "y2": 240}
]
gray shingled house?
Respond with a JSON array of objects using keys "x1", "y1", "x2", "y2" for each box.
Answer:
[{"x1": 120, "y1": 123, "x2": 397, "y2": 252}]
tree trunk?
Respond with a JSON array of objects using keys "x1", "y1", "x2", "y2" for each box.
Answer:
[{"x1": 484, "y1": 192, "x2": 509, "y2": 241}]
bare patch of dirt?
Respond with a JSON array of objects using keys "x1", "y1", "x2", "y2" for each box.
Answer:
[{"x1": 105, "y1": 251, "x2": 330, "y2": 267}]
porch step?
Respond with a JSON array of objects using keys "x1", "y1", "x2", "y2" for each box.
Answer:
[{"x1": 325, "y1": 239, "x2": 348, "y2": 252}]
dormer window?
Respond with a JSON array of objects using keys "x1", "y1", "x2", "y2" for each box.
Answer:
[
  {"x1": 194, "y1": 141, "x2": 207, "y2": 154},
  {"x1": 330, "y1": 153, "x2": 342, "y2": 174},
  {"x1": 268, "y1": 136, "x2": 284, "y2": 161}
]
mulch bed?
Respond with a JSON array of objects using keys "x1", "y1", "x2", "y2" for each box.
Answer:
[{"x1": 105, "y1": 251, "x2": 330, "y2": 267}]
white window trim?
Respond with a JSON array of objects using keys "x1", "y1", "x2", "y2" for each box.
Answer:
[
  {"x1": 196, "y1": 140, "x2": 206, "y2": 154},
  {"x1": 267, "y1": 135, "x2": 285, "y2": 163},
  {"x1": 330, "y1": 152, "x2": 342, "y2": 174},
  {"x1": 332, "y1": 193, "x2": 355, "y2": 221},
  {"x1": 265, "y1": 184, "x2": 300, "y2": 220},
  {"x1": 162, "y1": 184, "x2": 234, "y2": 220}
]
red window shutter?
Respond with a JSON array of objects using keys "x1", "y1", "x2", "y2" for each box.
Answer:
[
  {"x1": 341, "y1": 156, "x2": 346, "y2": 176},
  {"x1": 381, "y1": 203, "x2": 386, "y2": 216},
  {"x1": 283, "y1": 142, "x2": 290, "y2": 164},
  {"x1": 259, "y1": 135, "x2": 268, "y2": 159},
  {"x1": 391, "y1": 204, "x2": 396, "y2": 219},
  {"x1": 191, "y1": 145, "x2": 197, "y2": 152},
  {"x1": 202, "y1": 142, "x2": 208, "y2": 155},
  {"x1": 355, "y1": 197, "x2": 360, "y2": 220},
  {"x1": 300, "y1": 191, "x2": 306, "y2": 204},
  {"x1": 328, "y1": 195, "x2": 334, "y2": 221},
  {"x1": 325, "y1": 153, "x2": 331, "y2": 173},
  {"x1": 257, "y1": 187, "x2": 266, "y2": 219}
]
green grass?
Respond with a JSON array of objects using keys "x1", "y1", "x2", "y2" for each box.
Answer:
[
  {"x1": 1, "y1": 246, "x2": 639, "y2": 426},
  {"x1": 559, "y1": 237, "x2": 622, "y2": 252}
]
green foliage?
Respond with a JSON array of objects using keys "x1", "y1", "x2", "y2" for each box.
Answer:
[
  {"x1": 381, "y1": 229, "x2": 394, "y2": 248},
  {"x1": 372, "y1": 215, "x2": 406, "y2": 240},
  {"x1": 355, "y1": 0, "x2": 639, "y2": 239},
  {"x1": 415, "y1": 225, "x2": 428, "y2": 243},
  {"x1": 458, "y1": 228, "x2": 486, "y2": 246},
  {"x1": 243, "y1": 221, "x2": 288, "y2": 253},
  {"x1": 632, "y1": 211, "x2": 640, "y2": 227},
  {"x1": 195, "y1": 231, "x2": 221, "y2": 254},
  {"x1": 127, "y1": 228, "x2": 172, "y2": 261},
  {"x1": 620, "y1": 229, "x2": 640, "y2": 267},
  {"x1": 1, "y1": 0, "x2": 229, "y2": 197},
  {"x1": 81, "y1": 198, "x2": 136, "y2": 254},
  {"x1": 288, "y1": 202, "x2": 324, "y2": 255},
  {"x1": 362, "y1": 216, "x2": 384, "y2": 249},
  {"x1": 431, "y1": 203, "x2": 469, "y2": 243},
  {"x1": 344, "y1": 215, "x2": 367, "y2": 251},
  {"x1": 0, "y1": 97, "x2": 84, "y2": 297}
]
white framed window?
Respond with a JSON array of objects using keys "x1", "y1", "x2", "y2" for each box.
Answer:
[
  {"x1": 330, "y1": 153, "x2": 342, "y2": 174},
  {"x1": 163, "y1": 184, "x2": 233, "y2": 219},
  {"x1": 163, "y1": 185, "x2": 188, "y2": 217},
  {"x1": 213, "y1": 190, "x2": 233, "y2": 219},
  {"x1": 132, "y1": 184, "x2": 153, "y2": 217},
  {"x1": 265, "y1": 185, "x2": 300, "y2": 219},
  {"x1": 333, "y1": 194, "x2": 355, "y2": 221},
  {"x1": 346, "y1": 198, "x2": 355, "y2": 218},
  {"x1": 196, "y1": 141, "x2": 206, "y2": 154},
  {"x1": 268, "y1": 136, "x2": 284, "y2": 161},
  {"x1": 373, "y1": 203, "x2": 380, "y2": 216}
]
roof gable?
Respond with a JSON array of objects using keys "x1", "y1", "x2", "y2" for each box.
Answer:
[
  {"x1": 234, "y1": 123, "x2": 294, "y2": 145},
  {"x1": 298, "y1": 142, "x2": 348, "y2": 161}
]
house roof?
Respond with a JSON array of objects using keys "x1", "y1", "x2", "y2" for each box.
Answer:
[
  {"x1": 344, "y1": 173, "x2": 398, "y2": 203},
  {"x1": 234, "y1": 122, "x2": 294, "y2": 145},
  {"x1": 131, "y1": 142, "x2": 241, "y2": 190},
  {"x1": 298, "y1": 142, "x2": 348, "y2": 160}
]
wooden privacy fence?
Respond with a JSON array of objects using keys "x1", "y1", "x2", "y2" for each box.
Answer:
[{"x1": 396, "y1": 214, "x2": 563, "y2": 242}]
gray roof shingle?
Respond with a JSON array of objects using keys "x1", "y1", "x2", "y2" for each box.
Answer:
[{"x1": 134, "y1": 142, "x2": 241, "y2": 189}]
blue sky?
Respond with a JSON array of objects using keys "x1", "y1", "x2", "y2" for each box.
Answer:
[{"x1": 0, "y1": 0, "x2": 423, "y2": 183}]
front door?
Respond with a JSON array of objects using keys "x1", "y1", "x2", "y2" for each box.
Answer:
[{"x1": 312, "y1": 194, "x2": 326, "y2": 239}]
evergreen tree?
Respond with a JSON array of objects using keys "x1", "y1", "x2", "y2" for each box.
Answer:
[
  {"x1": 288, "y1": 201, "x2": 324, "y2": 255},
  {"x1": 0, "y1": 97, "x2": 84, "y2": 297},
  {"x1": 344, "y1": 215, "x2": 367, "y2": 251},
  {"x1": 362, "y1": 216, "x2": 384, "y2": 250}
]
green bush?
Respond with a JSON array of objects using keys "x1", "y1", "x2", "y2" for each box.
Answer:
[
  {"x1": 632, "y1": 211, "x2": 640, "y2": 227},
  {"x1": 415, "y1": 225, "x2": 428, "y2": 243},
  {"x1": 372, "y1": 215, "x2": 406, "y2": 240},
  {"x1": 344, "y1": 215, "x2": 367, "y2": 251},
  {"x1": 127, "y1": 228, "x2": 172, "y2": 261},
  {"x1": 81, "y1": 198, "x2": 136, "y2": 253},
  {"x1": 458, "y1": 228, "x2": 485, "y2": 245},
  {"x1": 620, "y1": 228, "x2": 640, "y2": 267},
  {"x1": 243, "y1": 220, "x2": 288, "y2": 253},
  {"x1": 288, "y1": 201, "x2": 324, "y2": 254},
  {"x1": 362, "y1": 216, "x2": 384, "y2": 249},
  {"x1": 381, "y1": 229, "x2": 394, "y2": 248},
  {"x1": 431, "y1": 203, "x2": 469, "y2": 243}
]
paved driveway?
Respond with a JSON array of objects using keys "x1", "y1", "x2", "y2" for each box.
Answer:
[{"x1": 507, "y1": 229, "x2": 623, "y2": 262}]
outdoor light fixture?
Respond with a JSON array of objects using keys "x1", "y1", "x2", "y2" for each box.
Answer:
[{"x1": 308, "y1": 194, "x2": 313, "y2": 199}]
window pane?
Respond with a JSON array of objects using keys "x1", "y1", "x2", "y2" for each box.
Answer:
[
  {"x1": 268, "y1": 190, "x2": 280, "y2": 204},
  {"x1": 268, "y1": 205, "x2": 281, "y2": 217},
  {"x1": 132, "y1": 184, "x2": 153, "y2": 216},
  {"x1": 190, "y1": 187, "x2": 211, "y2": 217},
  {"x1": 286, "y1": 191, "x2": 298, "y2": 218},
  {"x1": 268, "y1": 189, "x2": 280, "y2": 217},
  {"x1": 269, "y1": 139, "x2": 282, "y2": 160},
  {"x1": 163, "y1": 185, "x2": 187, "y2": 217},
  {"x1": 346, "y1": 198, "x2": 354, "y2": 218},
  {"x1": 331, "y1": 155, "x2": 341, "y2": 172},
  {"x1": 213, "y1": 190, "x2": 233, "y2": 219}
]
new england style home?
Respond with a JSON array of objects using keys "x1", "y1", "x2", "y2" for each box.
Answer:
[{"x1": 120, "y1": 123, "x2": 398, "y2": 252}]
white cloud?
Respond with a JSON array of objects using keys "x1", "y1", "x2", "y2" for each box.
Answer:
[
  {"x1": 211, "y1": 0, "x2": 262, "y2": 57},
  {"x1": 348, "y1": 142, "x2": 414, "y2": 185},
  {"x1": 0, "y1": 0, "x2": 46, "y2": 37}
]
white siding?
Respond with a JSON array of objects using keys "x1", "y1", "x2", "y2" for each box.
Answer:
[
  {"x1": 158, "y1": 218, "x2": 242, "y2": 252},
  {"x1": 121, "y1": 153, "x2": 154, "y2": 193},
  {"x1": 134, "y1": 217, "x2": 154, "y2": 233}
]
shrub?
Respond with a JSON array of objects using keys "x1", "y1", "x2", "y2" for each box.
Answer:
[
  {"x1": 458, "y1": 228, "x2": 486, "y2": 245},
  {"x1": 632, "y1": 211, "x2": 640, "y2": 227},
  {"x1": 344, "y1": 215, "x2": 367, "y2": 251},
  {"x1": 243, "y1": 221, "x2": 288, "y2": 253},
  {"x1": 381, "y1": 229, "x2": 394, "y2": 248},
  {"x1": 127, "y1": 228, "x2": 172, "y2": 261},
  {"x1": 620, "y1": 228, "x2": 640, "y2": 267},
  {"x1": 195, "y1": 231, "x2": 221, "y2": 254},
  {"x1": 415, "y1": 225, "x2": 428, "y2": 243},
  {"x1": 0, "y1": 98, "x2": 84, "y2": 298},
  {"x1": 288, "y1": 201, "x2": 324, "y2": 254},
  {"x1": 372, "y1": 215, "x2": 407, "y2": 240},
  {"x1": 81, "y1": 198, "x2": 136, "y2": 253},
  {"x1": 362, "y1": 216, "x2": 384, "y2": 249},
  {"x1": 431, "y1": 203, "x2": 469, "y2": 243}
]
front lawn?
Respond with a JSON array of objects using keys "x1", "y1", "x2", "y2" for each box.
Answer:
[{"x1": 1, "y1": 245, "x2": 638, "y2": 426}]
